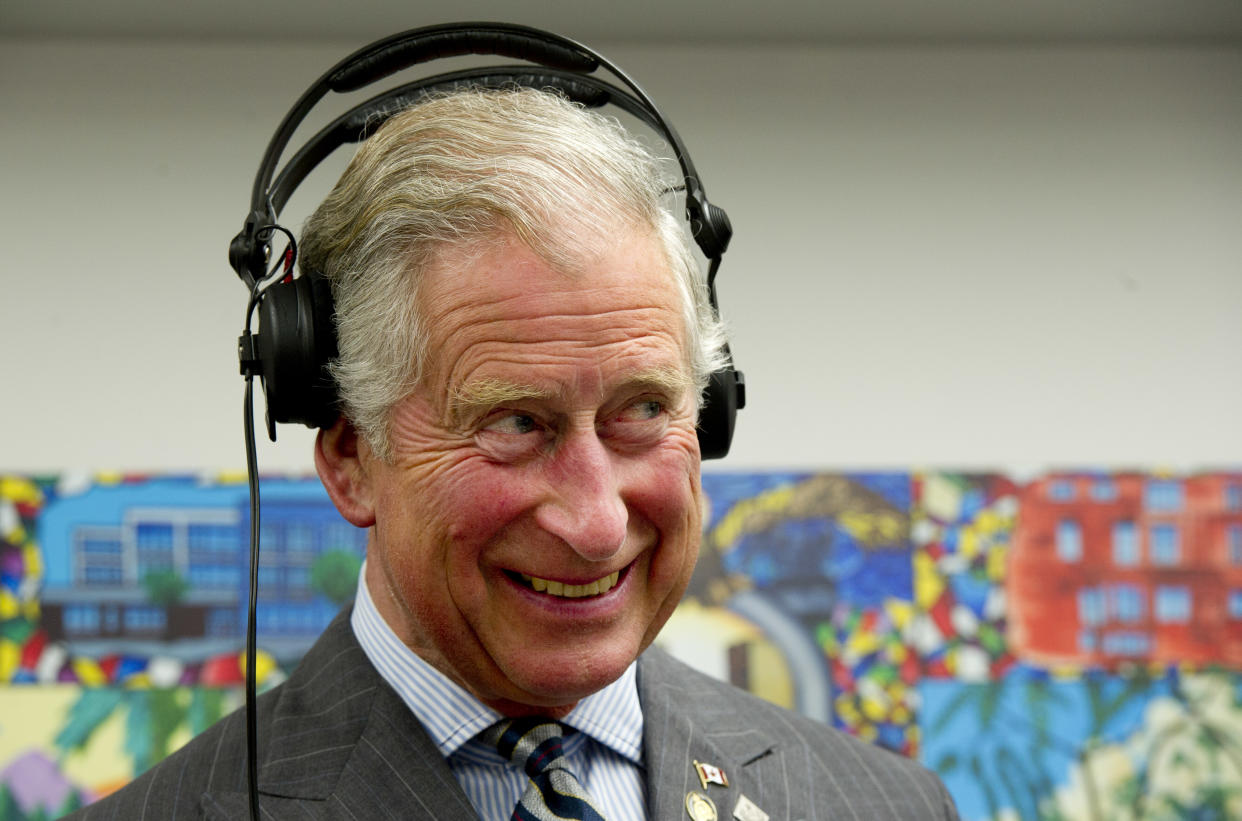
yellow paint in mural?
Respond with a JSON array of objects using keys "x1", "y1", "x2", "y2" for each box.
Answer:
[
  {"x1": 0, "y1": 476, "x2": 43, "y2": 504},
  {"x1": 838, "y1": 511, "x2": 904, "y2": 545},
  {"x1": 884, "y1": 598, "x2": 914, "y2": 631},
  {"x1": 0, "y1": 641, "x2": 18, "y2": 681},
  {"x1": 217, "y1": 470, "x2": 249, "y2": 484},
  {"x1": 25, "y1": 543, "x2": 44, "y2": 579},
  {"x1": 745, "y1": 640, "x2": 795, "y2": 710},
  {"x1": 1051, "y1": 664, "x2": 1080, "y2": 681},
  {"x1": 845, "y1": 629, "x2": 881, "y2": 662},
  {"x1": 659, "y1": 600, "x2": 796, "y2": 710},
  {"x1": 976, "y1": 509, "x2": 1003, "y2": 534},
  {"x1": 239, "y1": 649, "x2": 278, "y2": 683},
  {"x1": 987, "y1": 545, "x2": 1007, "y2": 581},
  {"x1": 96, "y1": 471, "x2": 124, "y2": 485},
  {"x1": 0, "y1": 590, "x2": 17, "y2": 620},
  {"x1": 958, "y1": 527, "x2": 979, "y2": 560},
  {"x1": 913, "y1": 551, "x2": 944, "y2": 608},
  {"x1": 861, "y1": 697, "x2": 887, "y2": 722},
  {"x1": 709, "y1": 484, "x2": 795, "y2": 548},
  {"x1": 72, "y1": 657, "x2": 107, "y2": 686}
]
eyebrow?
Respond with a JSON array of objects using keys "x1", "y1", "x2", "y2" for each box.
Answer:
[
  {"x1": 447, "y1": 366, "x2": 694, "y2": 426},
  {"x1": 448, "y1": 378, "x2": 553, "y2": 425}
]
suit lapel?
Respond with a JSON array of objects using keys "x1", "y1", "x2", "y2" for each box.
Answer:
[
  {"x1": 206, "y1": 610, "x2": 477, "y2": 818},
  {"x1": 639, "y1": 647, "x2": 780, "y2": 821}
]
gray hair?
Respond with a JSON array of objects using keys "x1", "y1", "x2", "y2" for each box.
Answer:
[{"x1": 299, "y1": 87, "x2": 728, "y2": 460}]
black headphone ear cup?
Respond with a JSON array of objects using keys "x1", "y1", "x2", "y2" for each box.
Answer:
[
  {"x1": 254, "y1": 274, "x2": 339, "y2": 433},
  {"x1": 697, "y1": 366, "x2": 745, "y2": 460}
]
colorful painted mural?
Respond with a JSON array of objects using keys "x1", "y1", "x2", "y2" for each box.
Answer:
[{"x1": 2, "y1": 470, "x2": 1241, "y2": 820}]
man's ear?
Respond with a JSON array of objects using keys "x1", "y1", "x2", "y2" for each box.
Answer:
[{"x1": 315, "y1": 417, "x2": 377, "y2": 528}]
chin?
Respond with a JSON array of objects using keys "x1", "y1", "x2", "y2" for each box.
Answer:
[{"x1": 501, "y1": 637, "x2": 641, "y2": 706}]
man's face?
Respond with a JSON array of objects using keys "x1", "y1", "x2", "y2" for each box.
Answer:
[{"x1": 353, "y1": 229, "x2": 703, "y2": 715}]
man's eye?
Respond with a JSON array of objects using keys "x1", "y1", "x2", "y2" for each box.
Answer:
[
  {"x1": 623, "y1": 399, "x2": 664, "y2": 421},
  {"x1": 483, "y1": 413, "x2": 538, "y2": 435}
]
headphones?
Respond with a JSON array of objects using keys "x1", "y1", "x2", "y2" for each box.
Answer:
[{"x1": 230, "y1": 21, "x2": 744, "y2": 458}]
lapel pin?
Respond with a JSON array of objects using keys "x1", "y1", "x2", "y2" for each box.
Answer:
[
  {"x1": 685, "y1": 791, "x2": 718, "y2": 821},
  {"x1": 694, "y1": 760, "x2": 729, "y2": 790},
  {"x1": 732, "y1": 794, "x2": 769, "y2": 821}
]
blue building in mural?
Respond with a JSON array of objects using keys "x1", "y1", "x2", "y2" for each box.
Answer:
[{"x1": 37, "y1": 476, "x2": 365, "y2": 661}]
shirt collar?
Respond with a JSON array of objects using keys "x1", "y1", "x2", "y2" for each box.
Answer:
[{"x1": 350, "y1": 562, "x2": 644, "y2": 763}]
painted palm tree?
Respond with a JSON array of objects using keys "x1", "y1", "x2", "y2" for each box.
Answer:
[{"x1": 53, "y1": 687, "x2": 232, "y2": 781}]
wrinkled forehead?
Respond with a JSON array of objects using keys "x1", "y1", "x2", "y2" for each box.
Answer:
[
  {"x1": 416, "y1": 224, "x2": 686, "y2": 319},
  {"x1": 414, "y1": 227, "x2": 692, "y2": 383}
]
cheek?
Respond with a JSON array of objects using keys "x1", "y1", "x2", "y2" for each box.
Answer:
[
  {"x1": 632, "y1": 438, "x2": 703, "y2": 568},
  {"x1": 420, "y1": 457, "x2": 540, "y2": 546}
]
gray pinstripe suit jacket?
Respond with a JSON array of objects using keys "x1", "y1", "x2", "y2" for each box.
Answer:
[{"x1": 69, "y1": 610, "x2": 959, "y2": 819}]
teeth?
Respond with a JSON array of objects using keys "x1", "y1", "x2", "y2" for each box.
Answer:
[{"x1": 519, "y1": 571, "x2": 620, "y2": 598}]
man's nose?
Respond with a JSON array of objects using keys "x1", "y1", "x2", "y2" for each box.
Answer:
[{"x1": 534, "y1": 429, "x2": 628, "y2": 561}]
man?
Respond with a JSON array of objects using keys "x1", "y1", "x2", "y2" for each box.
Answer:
[{"x1": 73, "y1": 89, "x2": 958, "y2": 819}]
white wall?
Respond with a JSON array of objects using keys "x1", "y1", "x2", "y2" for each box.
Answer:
[{"x1": 2, "y1": 38, "x2": 1240, "y2": 476}]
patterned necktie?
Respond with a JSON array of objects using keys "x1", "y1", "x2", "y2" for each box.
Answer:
[{"x1": 485, "y1": 717, "x2": 608, "y2": 821}]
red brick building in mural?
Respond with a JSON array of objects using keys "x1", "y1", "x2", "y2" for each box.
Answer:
[{"x1": 1008, "y1": 472, "x2": 1242, "y2": 668}]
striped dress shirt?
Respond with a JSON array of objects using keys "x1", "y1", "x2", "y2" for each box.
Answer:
[{"x1": 351, "y1": 567, "x2": 648, "y2": 820}]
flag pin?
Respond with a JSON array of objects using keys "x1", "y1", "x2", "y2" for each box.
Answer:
[
  {"x1": 732, "y1": 794, "x2": 769, "y2": 821},
  {"x1": 694, "y1": 760, "x2": 729, "y2": 790},
  {"x1": 685, "y1": 791, "x2": 719, "y2": 821}
]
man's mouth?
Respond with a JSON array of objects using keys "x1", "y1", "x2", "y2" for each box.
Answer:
[{"x1": 515, "y1": 570, "x2": 621, "y2": 599}]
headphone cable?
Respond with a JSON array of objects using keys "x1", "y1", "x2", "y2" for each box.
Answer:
[{"x1": 239, "y1": 225, "x2": 296, "y2": 821}]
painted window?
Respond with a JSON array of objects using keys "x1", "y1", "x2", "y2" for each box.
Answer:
[
  {"x1": 77, "y1": 529, "x2": 124, "y2": 587},
  {"x1": 206, "y1": 608, "x2": 239, "y2": 638},
  {"x1": 1227, "y1": 484, "x2": 1242, "y2": 511},
  {"x1": 1229, "y1": 525, "x2": 1242, "y2": 565},
  {"x1": 63, "y1": 604, "x2": 101, "y2": 635},
  {"x1": 260, "y1": 523, "x2": 282, "y2": 552},
  {"x1": 1154, "y1": 585, "x2": 1191, "y2": 623},
  {"x1": 1229, "y1": 590, "x2": 1242, "y2": 620},
  {"x1": 188, "y1": 523, "x2": 236, "y2": 553},
  {"x1": 1102, "y1": 632, "x2": 1151, "y2": 655},
  {"x1": 1145, "y1": 480, "x2": 1183, "y2": 512},
  {"x1": 80, "y1": 536, "x2": 122, "y2": 554},
  {"x1": 188, "y1": 564, "x2": 240, "y2": 589},
  {"x1": 324, "y1": 522, "x2": 365, "y2": 552},
  {"x1": 1057, "y1": 519, "x2": 1083, "y2": 562},
  {"x1": 1091, "y1": 479, "x2": 1118, "y2": 501},
  {"x1": 1112, "y1": 521, "x2": 1139, "y2": 566},
  {"x1": 123, "y1": 606, "x2": 166, "y2": 632},
  {"x1": 135, "y1": 522, "x2": 174, "y2": 550},
  {"x1": 1110, "y1": 584, "x2": 1144, "y2": 623},
  {"x1": 137, "y1": 553, "x2": 175, "y2": 579},
  {"x1": 1048, "y1": 480, "x2": 1075, "y2": 501},
  {"x1": 285, "y1": 523, "x2": 315, "y2": 554},
  {"x1": 83, "y1": 566, "x2": 123, "y2": 586},
  {"x1": 1078, "y1": 587, "x2": 1105, "y2": 626},
  {"x1": 1150, "y1": 524, "x2": 1180, "y2": 566}
]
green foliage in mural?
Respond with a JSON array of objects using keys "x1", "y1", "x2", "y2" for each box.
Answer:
[
  {"x1": 54, "y1": 688, "x2": 233, "y2": 777},
  {"x1": 310, "y1": 550, "x2": 362, "y2": 607},
  {"x1": 140, "y1": 569, "x2": 188, "y2": 608}
]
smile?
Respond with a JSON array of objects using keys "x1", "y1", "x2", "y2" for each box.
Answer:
[{"x1": 516, "y1": 570, "x2": 621, "y2": 598}]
